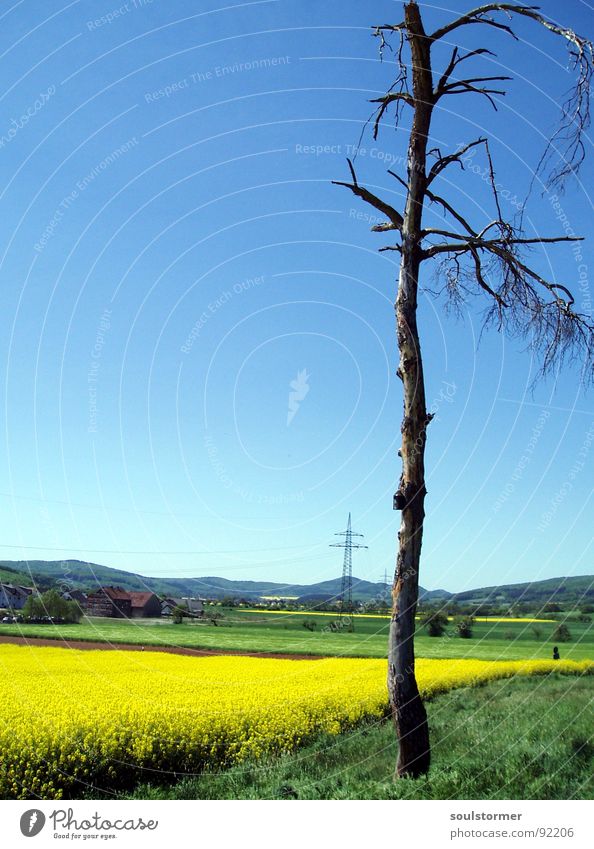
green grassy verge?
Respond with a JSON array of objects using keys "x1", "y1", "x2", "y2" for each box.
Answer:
[
  {"x1": 128, "y1": 675, "x2": 594, "y2": 800},
  {"x1": 1, "y1": 613, "x2": 592, "y2": 661}
]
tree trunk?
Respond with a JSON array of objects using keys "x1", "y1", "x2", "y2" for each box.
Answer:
[{"x1": 388, "y1": 0, "x2": 433, "y2": 779}]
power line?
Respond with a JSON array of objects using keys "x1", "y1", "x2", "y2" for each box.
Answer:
[
  {"x1": 0, "y1": 541, "x2": 331, "y2": 556},
  {"x1": 330, "y1": 513, "x2": 367, "y2": 632},
  {"x1": 0, "y1": 491, "x2": 285, "y2": 522}
]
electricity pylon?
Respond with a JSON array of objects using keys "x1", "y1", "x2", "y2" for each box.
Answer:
[{"x1": 330, "y1": 513, "x2": 367, "y2": 632}]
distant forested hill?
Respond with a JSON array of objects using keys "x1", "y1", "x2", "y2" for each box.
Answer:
[
  {"x1": 0, "y1": 563, "x2": 35, "y2": 587},
  {"x1": 0, "y1": 561, "x2": 395, "y2": 601},
  {"x1": 0, "y1": 560, "x2": 591, "y2": 606},
  {"x1": 449, "y1": 574, "x2": 594, "y2": 606}
]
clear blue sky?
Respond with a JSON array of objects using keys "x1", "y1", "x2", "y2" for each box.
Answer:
[{"x1": 0, "y1": 0, "x2": 592, "y2": 592}]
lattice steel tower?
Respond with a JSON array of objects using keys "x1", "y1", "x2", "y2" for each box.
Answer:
[{"x1": 330, "y1": 513, "x2": 367, "y2": 631}]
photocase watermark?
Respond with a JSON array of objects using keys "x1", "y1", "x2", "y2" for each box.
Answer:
[
  {"x1": 349, "y1": 207, "x2": 385, "y2": 228},
  {"x1": 410, "y1": 379, "x2": 457, "y2": 460},
  {"x1": 295, "y1": 142, "x2": 404, "y2": 169},
  {"x1": 548, "y1": 193, "x2": 591, "y2": 318},
  {"x1": 34, "y1": 137, "x2": 139, "y2": 253},
  {"x1": 20, "y1": 809, "x2": 45, "y2": 837},
  {"x1": 51, "y1": 808, "x2": 158, "y2": 834},
  {"x1": 144, "y1": 56, "x2": 291, "y2": 102},
  {"x1": 180, "y1": 274, "x2": 265, "y2": 354},
  {"x1": 537, "y1": 420, "x2": 594, "y2": 531},
  {"x1": 493, "y1": 408, "x2": 550, "y2": 513},
  {"x1": 88, "y1": 308, "x2": 112, "y2": 434},
  {"x1": 428, "y1": 380, "x2": 457, "y2": 420},
  {"x1": 391, "y1": 381, "x2": 456, "y2": 510},
  {"x1": 321, "y1": 579, "x2": 393, "y2": 634},
  {"x1": 77, "y1": 136, "x2": 139, "y2": 192},
  {"x1": 457, "y1": 141, "x2": 524, "y2": 211},
  {"x1": 86, "y1": 0, "x2": 154, "y2": 30},
  {"x1": 20, "y1": 807, "x2": 158, "y2": 837},
  {"x1": 0, "y1": 84, "x2": 56, "y2": 149},
  {"x1": 203, "y1": 432, "x2": 304, "y2": 505},
  {"x1": 287, "y1": 369, "x2": 310, "y2": 426}
]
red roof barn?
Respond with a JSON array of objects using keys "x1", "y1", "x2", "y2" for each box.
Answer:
[
  {"x1": 86, "y1": 586, "x2": 132, "y2": 618},
  {"x1": 128, "y1": 591, "x2": 162, "y2": 619}
]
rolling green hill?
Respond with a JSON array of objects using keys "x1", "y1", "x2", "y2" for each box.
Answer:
[
  {"x1": 450, "y1": 574, "x2": 594, "y2": 606},
  {"x1": 0, "y1": 564, "x2": 35, "y2": 587},
  {"x1": 0, "y1": 561, "x2": 397, "y2": 602},
  {"x1": 0, "y1": 560, "x2": 591, "y2": 607}
]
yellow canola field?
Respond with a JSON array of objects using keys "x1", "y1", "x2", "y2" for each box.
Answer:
[
  {"x1": 237, "y1": 609, "x2": 554, "y2": 623},
  {"x1": 0, "y1": 645, "x2": 590, "y2": 800}
]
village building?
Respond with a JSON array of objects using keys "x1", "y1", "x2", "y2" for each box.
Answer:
[
  {"x1": 128, "y1": 591, "x2": 162, "y2": 619},
  {"x1": 61, "y1": 589, "x2": 88, "y2": 606},
  {"x1": 181, "y1": 597, "x2": 204, "y2": 617},
  {"x1": 0, "y1": 583, "x2": 35, "y2": 611},
  {"x1": 160, "y1": 596, "x2": 204, "y2": 617},
  {"x1": 85, "y1": 586, "x2": 132, "y2": 618},
  {"x1": 160, "y1": 598, "x2": 177, "y2": 617}
]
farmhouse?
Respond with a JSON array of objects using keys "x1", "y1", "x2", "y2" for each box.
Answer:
[
  {"x1": 61, "y1": 589, "x2": 88, "y2": 606},
  {"x1": 85, "y1": 587, "x2": 164, "y2": 619},
  {"x1": 128, "y1": 591, "x2": 162, "y2": 619},
  {"x1": 160, "y1": 598, "x2": 177, "y2": 616},
  {"x1": 0, "y1": 583, "x2": 34, "y2": 611},
  {"x1": 86, "y1": 586, "x2": 132, "y2": 618},
  {"x1": 161, "y1": 597, "x2": 204, "y2": 617},
  {"x1": 181, "y1": 597, "x2": 204, "y2": 617}
]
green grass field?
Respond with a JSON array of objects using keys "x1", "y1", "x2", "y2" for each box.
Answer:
[
  {"x1": 128, "y1": 675, "x2": 594, "y2": 800},
  {"x1": 1, "y1": 609, "x2": 592, "y2": 661}
]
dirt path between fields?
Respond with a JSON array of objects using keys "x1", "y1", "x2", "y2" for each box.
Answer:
[{"x1": 0, "y1": 633, "x2": 324, "y2": 660}]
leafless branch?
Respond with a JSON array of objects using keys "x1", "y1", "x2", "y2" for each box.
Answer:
[
  {"x1": 423, "y1": 233, "x2": 582, "y2": 256},
  {"x1": 436, "y1": 72, "x2": 513, "y2": 111},
  {"x1": 332, "y1": 158, "x2": 404, "y2": 232},
  {"x1": 341, "y1": 4, "x2": 594, "y2": 382},
  {"x1": 387, "y1": 169, "x2": 409, "y2": 191},
  {"x1": 469, "y1": 245, "x2": 508, "y2": 309},
  {"x1": 424, "y1": 187, "x2": 477, "y2": 235},
  {"x1": 373, "y1": 22, "x2": 407, "y2": 35},
  {"x1": 369, "y1": 92, "x2": 414, "y2": 140},
  {"x1": 430, "y1": 4, "x2": 537, "y2": 42},
  {"x1": 430, "y1": 3, "x2": 594, "y2": 188},
  {"x1": 421, "y1": 121, "x2": 592, "y2": 377},
  {"x1": 426, "y1": 217, "x2": 592, "y2": 379},
  {"x1": 435, "y1": 47, "x2": 497, "y2": 95},
  {"x1": 438, "y1": 80, "x2": 507, "y2": 110},
  {"x1": 427, "y1": 138, "x2": 486, "y2": 185},
  {"x1": 373, "y1": 25, "x2": 394, "y2": 60}
]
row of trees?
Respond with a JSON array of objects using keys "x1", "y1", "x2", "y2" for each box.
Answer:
[
  {"x1": 418, "y1": 602, "x2": 593, "y2": 618},
  {"x1": 22, "y1": 589, "x2": 82, "y2": 623},
  {"x1": 172, "y1": 605, "x2": 223, "y2": 625},
  {"x1": 420, "y1": 611, "x2": 576, "y2": 642},
  {"x1": 420, "y1": 611, "x2": 474, "y2": 638}
]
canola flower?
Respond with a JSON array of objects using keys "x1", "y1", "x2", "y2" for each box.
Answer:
[
  {"x1": 0, "y1": 646, "x2": 590, "y2": 800},
  {"x1": 237, "y1": 609, "x2": 555, "y2": 623}
]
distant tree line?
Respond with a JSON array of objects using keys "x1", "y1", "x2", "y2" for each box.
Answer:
[{"x1": 22, "y1": 589, "x2": 82, "y2": 623}]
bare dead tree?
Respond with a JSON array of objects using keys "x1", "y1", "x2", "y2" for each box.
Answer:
[{"x1": 333, "y1": 2, "x2": 594, "y2": 778}]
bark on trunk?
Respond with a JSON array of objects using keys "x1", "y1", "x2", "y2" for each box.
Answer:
[{"x1": 388, "y1": 0, "x2": 433, "y2": 779}]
